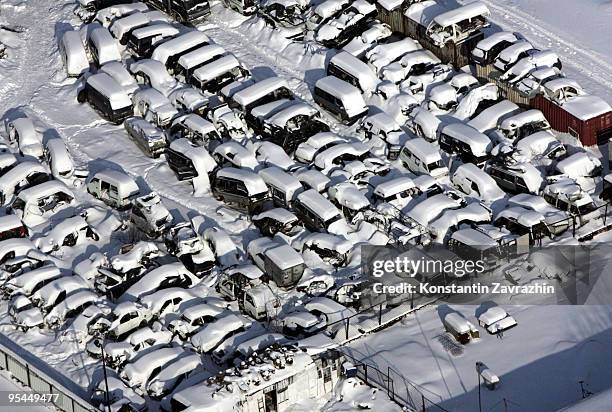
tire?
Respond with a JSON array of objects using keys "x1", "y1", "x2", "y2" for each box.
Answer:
[
  {"x1": 77, "y1": 89, "x2": 87, "y2": 104},
  {"x1": 139, "y1": 320, "x2": 147, "y2": 328}
]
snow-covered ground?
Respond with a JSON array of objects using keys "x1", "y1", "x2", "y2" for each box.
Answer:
[
  {"x1": 1, "y1": 0, "x2": 611, "y2": 411},
  {"x1": 0, "y1": 370, "x2": 53, "y2": 412},
  {"x1": 347, "y1": 305, "x2": 612, "y2": 411}
]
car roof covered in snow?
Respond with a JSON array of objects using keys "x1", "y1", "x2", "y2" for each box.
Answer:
[
  {"x1": 407, "y1": 193, "x2": 460, "y2": 226},
  {"x1": 403, "y1": 138, "x2": 441, "y2": 164},
  {"x1": 253, "y1": 208, "x2": 297, "y2": 225},
  {"x1": 0, "y1": 237, "x2": 34, "y2": 255},
  {"x1": 329, "y1": 51, "x2": 378, "y2": 92},
  {"x1": 304, "y1": 233, "x2": 351, "y2": 254},
  {"x1": 377, "y1": 0, "x2": 403, "y2": 11},
  {"x1": 227, "y1": 264, "x2": 264, "y2": 280},
  {"x1": 17, "y1": 180, "x2": 74, "y2": 203},
  {"x1": 91, "y1": 169, "x2": 139, "y2": 193},
  {"x1": 467, "y1": 100, "x2": 519, "y2": 132},
  {"x1": 478, "y1": 306, "x2": 511, "y2": 327},
  {"x1": 442, "y1": 123, "x2": 491, "y2": 155},
  {"x1": 374, "y1": 177, "x2": 415, "y2": 198},
  {"x1": 328, "y1": 182, "x2": 370, "y2": 211},
  {"x1": 363, "y1": 112, "x2": 401, "y2": 132},
  {"x1": 444, "y1": 313, "x2": 471, "y2": 333},
  {"x1": 0, "y1": 153, "x2": 17, "y2": 169},
  {"x1": 132, "y1": 23, "x2": 179, "y2": 39},
  {"x1": 496, "y1": 206, "x2": 545, "y2": 227},
  {"x1": 0, "y1": 161, "x2": 47, "y2": 189},
  {"x1": 500, "y1": 109, "x2": 547, "y2": 130},
  {"x1": 314, "y1": 142, "x2": 369, "y2": 170},
  {"x1": 235, "y1": 333, "x2": 287, "y2": 357},
  {"x1": 178, "y1": 44, "x2": 225, "y2": 70},
  {"x1": 123, "y1": 262, "x2": 190, "y2": 299},
  {"x1": 453, "y1": 163, "x2": 503, "y2": 198},
  {"x1": 433, "y1": 2, "x2": 489, "y2": 28},
  {"x1": 169, "y1": 138, "x2": 217, "y2": 173},
  {"x1": 258, "y1": 167, "x2": 302, "y2": 191},
  {"x1": 296, "y1": 169, "x2": 330, "y2": 192},
  {"x1": 232, "y1": 77, "x2": 289, "y2": 108},
  {"x1": 267, "y1": 103, "x2": 318, "y2": 127},
  {"x1": 175, "y1": 114, "x2": 216, "y2": 134},
  {"x1": 542, "y1": 78, "x2": 583, "y2": 94},
  {"x1": 314, "y1": 0, "x2": 349, "y2": 17},
  {"x1": 265, "y1": 244, "x2": 304, "y2": 270},
  {"x1": 296, "y1": 189, "x2": 340, "y2": 221},
  {"x1": 404, "y1": 0, "x2": 446, "y2": 26},
  {"x1": 450, "y1": 228, "x2": 497, "y2": 248},
  {"x1": 316, "y1": 76, "x2": 365, "y2": 102},
  {"x1": 216, "y1": 167, "x2": 268, "y2": 195},
  {"x1": 474, "y1": 31, "x2": 519, "y2": 52},
  {"x1": 152, "y1": 31, "x2": 210, "y2": 65},
  {"x1": 558, "y1": 95, "x2": 612, "y2": 121},
  {"x1": 87, "y1": 73, "x2": 132, "y2": 110},
  {"x1": 109, "y1": 11, "x2": 149, "y2": 38},
  {"x1": 193, "y1": 54, "x2": 242, "y2": 84}
]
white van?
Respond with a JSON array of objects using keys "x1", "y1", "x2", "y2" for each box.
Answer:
[
  {"x1": 88, "y1": 26, "x2": 121, "y2": 66},
  {"x1": 176, "y1": 44, "x2": 226, "y2": 83},
  {"x1": 191, "y1": 54, "x2": 250, "y2": 94},
  {"x1": 439, "y1": 123, "x2": 492, "y2": 165},
  {"x1": 313, "y1": 76, "x2": 368, "y2": 124},
  {"x1": 59, "y1": 30, "x2": 90, "y2": 77},
  {"x1": 151, "y1": 31, "x2": 210, "y2": 74},
  {"x1": 327, "y1": 51, "x2": 378, "y2": 94},
  {"x1": 86, "y1": 169, "x2": 140, "y2": 209},
  {"x1": 258, "y1": 167, "x2": 303, "y2": 209},
  {"x1": 399, "y1": 138, "x2": 448, "y2": 178}
]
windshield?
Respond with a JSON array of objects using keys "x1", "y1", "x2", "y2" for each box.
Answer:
[{"x1": 426, "y1": 160, "x2": 444, "y2": 171}]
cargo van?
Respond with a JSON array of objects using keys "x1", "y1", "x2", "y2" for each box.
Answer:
[
  {"x1": 439, "y1": 123, "x2": 492, "y2": 165},
  {"x1": 399, "y1": 138, "x2": 448, "y2": 178},
  {"x1": 326, "y1": 51, "x2": 378, "y2": 94},
  {"x1": 293, "y1": 189, "x2": 343, "y2": 232},
  {"x1": 313, "y1": 76, "x2": 368, "y2": 124},
  {"x1": 151, "y1": 31, "x2": 210, "y2": 74},
  {"x1": 229, "y1": 77, "x2": 293, "y2": 126},
  {"x1": 175, "y1": 44, "x2": 226, "y2": 83},
  {"x1": 486, "y1": 162, "x2": 543, "y2": 194},
  {"x1": 247, "y1": 239, "x2": 305, "y2": 289},
  {"x1": 77, "y1": 73, "x2": 133, "y2": 124},
  {"x1": 59, "y1": 30, "x2": 90, "y2": 77},
  {"x1": 127, "y1": 24, "x2": 180, "y2": 58},
  {"x1": 109, "y1": 11, "x2": 151, "y2": 45},
  {"x1": 211, "y1": 168, "x2": 269, "y2": 214},
  {"x1": 166, "y1": 138, "x2": 217, "y2": 181},
  {"x1": 190, "y1": 54, "x2": 250, "y2": 94},
  {"x1": 258, "y1": 167, "x2": 303, "y2": 209},
  {"x1": 169, "y1": 114, "x2": 222, "y2": 151},
  {"x1": 86, "y1": 169, "x2": 140, "y2": 209}
]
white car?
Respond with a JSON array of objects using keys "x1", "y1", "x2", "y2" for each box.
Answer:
[
  {"x1": 35, "y1": 215, "x2": 99, "y2": 254},
  {"x1": 101, "y1": 301, "x2": 154, "y2": 340},
  {"x1": 120, "y1": 346, "x2": 184, "y2": 390},
  {"x1": 190, "y1": 314, "x2": 251, "y2": 353},
  {"x1": 9, "y1": 294, "x2": 43, "y2": 331},
  {"x1": 167, "y1": 302, "x2": 226, "y2": 340},
  {"x1": 5, "y1": 118, "x2": 44, "y2": 158}
]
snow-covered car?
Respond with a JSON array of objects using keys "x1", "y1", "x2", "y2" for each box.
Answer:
[
  {"x1": 301, "y1": 232, "x2": 352, "y2": 266},
  {"x1": 0, "y1": 214, "x2": 28, "y2": 243},
  {"x1": 543, "y1": 181, "x2": 599, "y2": 225},
  {"x1": 478, "y1": 306, "x2": 517, "y2": 334},
  {"x1": 190, "y1": 313, "x2": 252, "y2": 353},
  {"x1": 130, "y1": 59, "x2": 179, "y2": 95},
  {"x1": 146, "y1": 352, "x2": 202, "y2": 399},
  {"x1": 104, "y1": 326, "x2": 173, "y2": 368},
  {"x1": 139, "y1": 287, "x2": 198, "y2": 318},
  {"x1": 9, "y1": 294, "x2": 44, "y2": 331},
  {"x1": 99, "y1": 61, "x2": 139, "y2": 96},
  {"x1": 0, "y1": 239, "x2": 38, "y2": 276},
  {"x1": 164, "y1": 222, "x2": 205, "y2": 257},
  {"x1": 500, "y1": 50, "x2": 561, "y2": 83},
  {"x1": 554, "y1": 152, "x2": 602, "y2": 180},
  {"x1": 313, "y1": 142, "x2": 370, "y2": 172},
  {"x1": 259, "y1": 0, "x2": 309, "y2": 41},
  {"x1": 99, "y1": 301, "x2": 154, "y2": 340},
  {"x1": 169, "y1": 87, "x2": 209, "y2": 115},
  {"x1": 328, "y1": 182, "x2": 371, "y2": 223},
  {"x1": 91, "y1": 376, "x2": 146, "y2": 412},
  {"x1": 130, "y1": 192, "x2": 173, "y2": 237},
  {"x1": 399, "y1": 138, "x2": 448, "y2": 178},
  {"x1": 132, "y1": 88, "x2": 179, "y2": 128},
  {"x1": 280, "y1": 309, "x2": 326, "y2": 337},
  {"x1": 250, "y1": 141, "x2": 296, "y2": 171},
  {"x1": 44, "y1": 290, "x2": 99, "y2": 329},
  {"x1": 120, "y1": 346, "x2": 184, "y2": 390},
  {"x1": 493, "y1": 40, "x2": 535, "y2": 72},
  {"x1": 202, "y1": 227, "x2": 240, "y2": 269},
  {"x1": 212, "y1": 141, "x2": 260, "y2": 171},
  {"x1": 120, "y1": 262, "x2": 199, "y2": 303},
  {"x1": 342, "y1": 22, "x2": 392, "y2": 58},
  {"x1": 88, "y1": 26, "x2": 121, "y2": 66},
  {"x1": 294, "y1": 132, "x2": 348, "y2": 164},
  {"x1": 86, "y1": 169, "x2": 140, "y2": 209},
  {"x1": 381, "y1": 49, "x2": 441, "y2": 85},
  {"x1": 313, "y1": 76, "x2": 368, "y2": 124},
  {"x1": 1, "y1": 263, "x2": 62, "y2": 298},
  {"x1": 508, "y1": 193, "x2": 570, "y2": 235},
  {"x1": 167, "y1": 302, "x2": 226, "y2": 340},
  {"x1": 428, "y1": 202, "x2": 493, "y2": 243},
  {"x1": 124, "y1": 117, "x2": 167, "y2": 158},
  {"x1": 451, "y1": 163, "x2": 505, "y2": 204},
  {"x1": 357, "y1": 112, "x2": 408, "y2": 159},
  {"x1": 30, "y1": 274, "x2": 90, "y2": 313},
  {"x1": 365, "y1": 38, "x2": 421, "y2": 75},
  {"x1": 34, "y1": 215, "x2": 100, "y2": 253},
  {"x1": 0, "y1": 161, "x2": 50, "y2": 206},
  {"x1": 253, "y1": 208, "x2": 301, "y2": 237},
  {"x1": 5, "y1": 118, "x2": 44, "y2": 158},
  {"x1": 202, "y1": 101, "x2": 248, "y2": 139},
  {"x1": 43, "y1": 138, "x2": 75, "y2": 180},
  {"x1": 315, "y1": 0, "x2": 377, "y2": 49},
  {"x1": 62, "y1": 303, "x2": 113, "y2": 343},
  {"x1": 260, "y1": 103, "x2": 330, "y2": 152},
  {"x1": 7, "y1": 180, "x2": 75, "y2": 228},
  {"x1": 169, "y1": 114, "x2": 222, "y2": 151}
]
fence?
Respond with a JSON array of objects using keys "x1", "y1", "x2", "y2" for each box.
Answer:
[
  {"x1": 0, "y1": 342, "x2": 95, "y2": 412},
  {"x1": 342, "y1": 351, "x2": 449, "y2": 412}
]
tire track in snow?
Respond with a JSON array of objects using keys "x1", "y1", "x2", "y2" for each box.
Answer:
[{"x1": 477, "y1": 0, "x2": 612, "y2": 91}]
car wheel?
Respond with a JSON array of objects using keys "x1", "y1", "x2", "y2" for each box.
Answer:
[{"x1": 77, "y1": 89, "x2": 87, "y2": 104}]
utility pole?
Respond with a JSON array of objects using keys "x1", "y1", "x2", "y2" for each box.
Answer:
[
  {"x1": 476, "y1": 361, "x2": 482, "y2": 412},
  {"x1": 97, "y1": 333, "x2": 111, "y2": 412}
]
